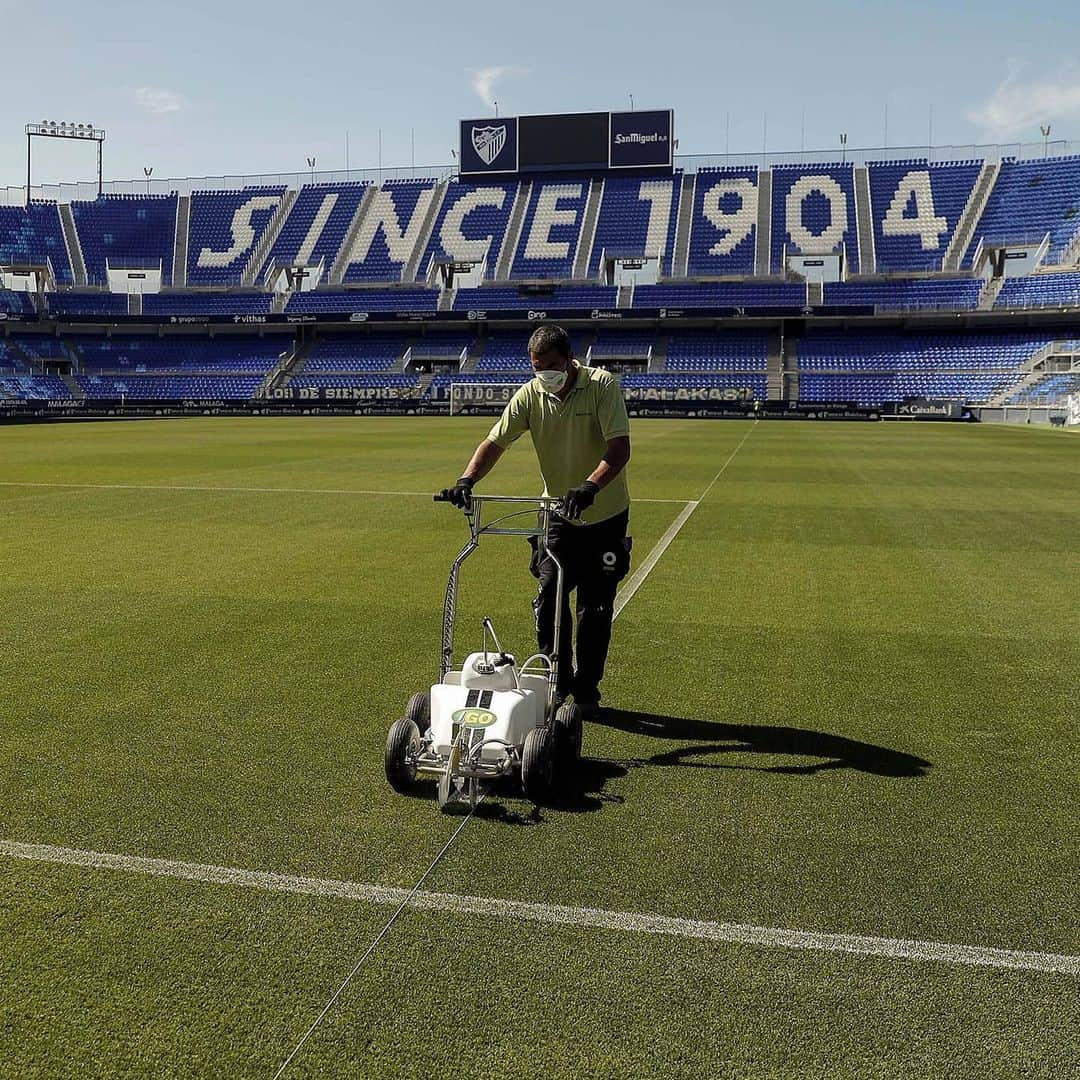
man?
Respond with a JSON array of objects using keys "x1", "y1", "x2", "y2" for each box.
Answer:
[{"x1": 440, "y1": 324, "x2": 632, "y2": 719}]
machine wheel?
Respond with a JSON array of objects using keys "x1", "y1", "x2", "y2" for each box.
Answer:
[
  {"x1": 521, "y1": 726, "x2": 556, "y2": 805},
  {"x1": 385, "y1": 718, "x2": 421, "y2": 793},
  {"x1": 404, "y1": 691, "x2": 430, "y2": 734},
  {"x1": 553, "y1": 702, "x2": 583, "y2": 766}
]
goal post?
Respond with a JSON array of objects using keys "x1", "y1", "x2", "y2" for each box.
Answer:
[{"x1": 448, "y1": 382, "x2": 522, "y2": 416}]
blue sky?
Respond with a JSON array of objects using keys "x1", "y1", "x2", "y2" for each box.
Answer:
[{"x1": 2, "y1": 0, "x2": 1079, "y2": 191}]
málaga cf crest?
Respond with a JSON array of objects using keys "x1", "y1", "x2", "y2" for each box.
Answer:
[{"x1": 472, "y1": 125, "x2": 507, "y2": 166}]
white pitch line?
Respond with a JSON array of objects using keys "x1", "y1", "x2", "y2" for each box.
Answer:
[
  {"x1": 0, "y1": 480, "x2": 685, "y2": 504},
  {"x1": 613, "y1": 420, "x2": 757, "y2": 619},
  {"x1": 1, "y1": 840, "x2": 1074, "y2": 976},
  {"x1": 614, "y1": 500, "x2": 698, "y2": 619}
]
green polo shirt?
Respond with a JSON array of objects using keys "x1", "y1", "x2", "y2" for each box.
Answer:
[{"x1": 487, "y1": 363, "x2": 631, "y2": 525}]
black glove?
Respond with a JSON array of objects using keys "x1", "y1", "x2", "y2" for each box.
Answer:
[
  {"x1": 562, "y1": 481, "x2": 599, "y2": 521},
  {"x1": 441, "y1": 476, "x2": 474, "y2": 509}
]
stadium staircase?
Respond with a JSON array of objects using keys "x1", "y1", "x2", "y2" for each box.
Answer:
[
  {"x1": 495, "y1": 182, "x2": 532, "y2": 281},
  {"x1": 782, "y1": 335, "x2": 800, "y2": 400},
  {"x1": 390, "y1": 345, "x2": 413, "y2": 373},
  {"x1": 1059, "y1": 227, "x2": 1080, "y2": 268},
  {"x1": 672, "y1": 173, "x2": 696, "y2": 278},
  {"x1": 460, "y1": 339, "x2": 484, "y2": 373},
  {"x1": 647, "y1": 334, "x2": 667, "y2": 372},
  {"x1": 329, "y1": 186, "x2": 378, "y2": 285},
  {"x1": 853, "y1": 167, "x2": 876, "y2": 275},
  {"x1": 416, "y1": 372, "x2": 435, "y2": 398},
  {"x1": 58, "y1": 204, "x2": 88, "y2": 286},
  {"x1": 616, "y1": 282, "x2": 634, "y2": 308},
  {"x1": 986, "y1": 342, "x2": 1058, "y2": 405},
  {"x1": 271, "y1": 292, "x2": 288, "y2": 314},
  {"x1": 260, "y1": 339, "x2": 310, "y2": 394},
  {"x1": 172, "y1": 195, "x2": 191, "y2": 287},
  {"x1": 978, "y1": 276, "x2": 1006, "y2": 310},
  {"x1": 127, "y1": 293, "x2": 142, "y2": 316},
  {"x1": 243, "y1": 190, "x2": 297, "y2": 286},
  {"x1": 572, "y1": 179, "x2": 604, "y2": 280},
  {"x1": 767, "y1": 330, "x2": 784, "y2": 400},
  {"x1": 60, "y1": 372, "x2": 85, "y2": 400},
  {"x1": 943, "y1": 161, "x2": 1000, "y2": 271},
  {"x1": 806, "y1": 281, "x2": 823, "y2": 305},
  {"x1": 404, "y1": 181, "x2": 448, "y2": 282},
  {"x1": 754, "y1": 171, "x2": 772, "y2": 275}
]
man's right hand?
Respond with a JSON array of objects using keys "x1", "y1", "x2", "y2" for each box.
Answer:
[{"x1": 440, "y1": 477, "x2": 475, "y2": 509}]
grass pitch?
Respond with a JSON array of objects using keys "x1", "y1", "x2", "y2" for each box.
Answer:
[{"x1": 0, "y1": 417, "x2": 1077, "y2": 1079}]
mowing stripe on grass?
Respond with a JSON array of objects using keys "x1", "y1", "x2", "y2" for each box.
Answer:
[
  {"x1": 0, "y1": 481, "x2": 686, "y2": 505},
  {"x1": 613, "y1": 421, "x2": 756, "y2": 619},
  {"x1": 2, "y1": 839, "x2": 1075, "y2": 976}
]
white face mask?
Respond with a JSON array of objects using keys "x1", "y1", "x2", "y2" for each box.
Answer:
[{"x1": 535, "y1": 367, "x2": 568, "y2": 393}]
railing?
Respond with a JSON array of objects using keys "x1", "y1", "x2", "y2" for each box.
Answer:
[{"x1": 4, "y1": 138, "x2": 1078, "y2": 207}]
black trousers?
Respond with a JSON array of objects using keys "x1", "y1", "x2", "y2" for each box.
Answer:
[{"x1": 529, "y1": 509, "x2": 631, "y2": 705}]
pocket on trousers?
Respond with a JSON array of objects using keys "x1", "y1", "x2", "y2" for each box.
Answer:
[{"x1": 597, "y1": 535, "x2": 632, "y2": 583}]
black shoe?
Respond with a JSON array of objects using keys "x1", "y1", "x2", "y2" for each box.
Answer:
[{"x1": 576, "y1": 700, "x2": 600, "y2": 722}]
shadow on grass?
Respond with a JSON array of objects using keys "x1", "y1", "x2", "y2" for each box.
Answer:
[
  {"x1": 596, "y1": 709, "x2": 931, "y2": 778},
  {"x1": 401, "y1": 756, "x2": 630, "y2": 824}
]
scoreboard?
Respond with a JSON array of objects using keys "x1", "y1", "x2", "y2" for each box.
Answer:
[{"x1": 460, "y1": 109, "x2": 673, "y2": 177}]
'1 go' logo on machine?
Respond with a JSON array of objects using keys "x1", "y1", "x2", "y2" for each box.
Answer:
[{"x1": 452, "y1": 708, "x2": 498, "y2": 728}]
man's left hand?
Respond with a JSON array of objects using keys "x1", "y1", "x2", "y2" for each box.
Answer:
[{"x1": 562, "y1": 481, "x2": 599, "y2": 520}]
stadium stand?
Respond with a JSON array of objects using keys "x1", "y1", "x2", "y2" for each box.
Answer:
[
  {"x1": 867, "y1": 160, "x2": 981, "y2": 273},
  {"x1": 2, "y1": 146, "x2": 1078, "y2": 415},
  {"x1": 1004, "y1": 371, "x2": 1080, "y2": 404},
  {"x1": 0, "y1": 372, "x2": 72, "y2": 399},
  {"x1": 966, "y1": 155, "x2": 1080, "y2": 265},
  {"x1": 72, "y1": 334, "x2": 283, "y2": 374},
  {"x1": 0, "y1": 289, "x2": 35, "y2": 314},
  {"x1": 257, "y1": 182, "x2": 369, "y2": 280},
  {"x1": 71, "y1": 194, "x2": 178, "y2": 285},
  {"x1": 686, "y1": 167, "x2": 758, "y2": 276},
  {"x1": 0, "y1": 202, "x2": 74, "y2": 284},
  {"x1": 665, "y1": 330, "x2": 768, "y2": 371},
  {"x1": 286, "y1": 289, "x2": 438, "y2": 313},
  {"x1": 474, "y1": 334, "x2": 532, "y2": 373},
  {"x1": 415, "y1": 180, "x2": 517, "y2": 281},
  {"x1": 510, "y1": 181, "x2": 590, "y2": 279},
  {"x1": 46, "y1": 292, "x2": 130, "y2": 316},
  {"x1": 588, "y1": 176, "x2": 681, "y2": 277},
  {"x1": 632, "y1": 282, "x2": 804, "y2": 308},
  {"x1": 589, "y1": 330, "x2": 654, "y2": 361},
  {"x1": 795, "y1": 330, "x2": 1052, "y2": 404},
  {"x1": 452, "y1": 285, "x2": 617, "y2": 310},
  {"x1": 142, "y1": 293, "x2": 274, "y2": 315},
  {"x1": 823, "y1": 277, "x2": 981, "y2": 310},
  {"x1": 186, "y1": 186, "x2": 286, "y2": 286},
  {"x1": 303, "y1": 333, "x2": 411, "y2": 372},
  {"x1": 994, "y1": 272, "x2": 1080, "y2": 309},
  {"x1": 771, "y1": 164, "x2": 858, "y2": 271},
  {"x1": 340, "y1": 180, "x2": 439, "y2": 283}
]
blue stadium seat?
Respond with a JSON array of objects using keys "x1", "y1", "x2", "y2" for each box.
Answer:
[
  {"x1": 868, "y1": 160, "x2": 981, "y2": 272},
  {"x1": 510, "y1": 181, "x2": 590, "y2": 279},
  {"x1": 0, "y1": 202, "x2": 74, "y2": 284},
  {"x1": 589, "y1": 175, "x2": 681, "y2": 277},
  {"x1": 187, "y1": 186, "x2": 286, "y2": 286},
  {"x1": 686, "y1": 167, "x2": 758, "y2": 276},
  {"x1": 415, "y1": 180, "x2": 517, "y2": 282},
  {"x1": 771, "y1": 165, "x2": 858, "y2": 272},
  {"x1": 71, "y1": 194, "x2": 178, "y2": 285},
  {"x1": 967, "y1": 156, "x2": 1080, "y2": 265}
]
